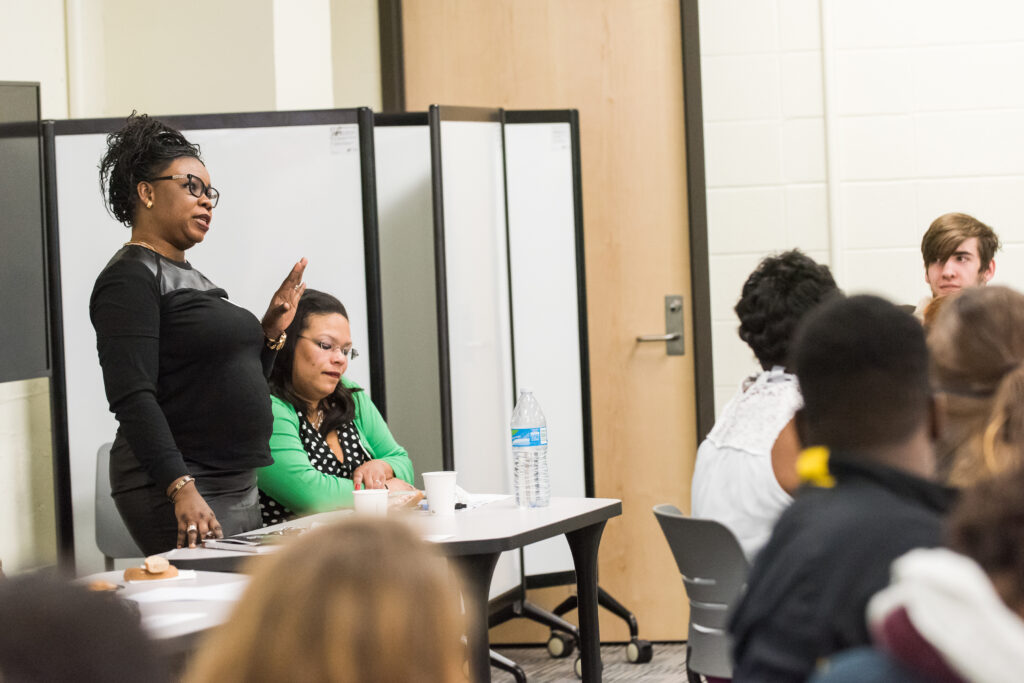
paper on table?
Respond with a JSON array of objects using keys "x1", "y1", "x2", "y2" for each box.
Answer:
[
  {"x1": 126, "y1": 581, "x2": 248, "y2": 604},
  {"x1": 141, "y1": 613, "x2": 208, "y2": 630},
  {"x1": 465, "y1": 493, "x2": 509, "y2": 509}
]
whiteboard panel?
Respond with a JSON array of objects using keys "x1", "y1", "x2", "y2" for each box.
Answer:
[
  {"x1": 439, "y1": 119, "x2": 516, "y2": 496},
  {"x1": 374, "y1": 123, "x2": 444, "y2": 487},
  {"x1": 437, "y1": 117, "x2": 519, "y2": 598},
  {"x1": 54, "y1": 118, "x2": 371, "y2": 572},
  {"x1": 506, "y1": 121, "x2": 587, "y2": 577}
]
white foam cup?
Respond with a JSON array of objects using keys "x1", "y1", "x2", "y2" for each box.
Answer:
[
  {"x1": 421, "y1": 471, "x2": 457, "y2": 516},
  {"x1": 352, "y1": 488, "x2": 388, "y2": 516}
]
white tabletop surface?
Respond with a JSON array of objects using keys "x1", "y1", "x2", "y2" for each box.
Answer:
[
  {"x1": 160, "y1": 495, "x2": 621, "y2": 564},
  {"x1": 77, "y1": 569, "x2": 249, "y2": 645}
]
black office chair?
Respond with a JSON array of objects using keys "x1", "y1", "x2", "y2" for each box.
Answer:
[{"x1": 653, "y1": 504, "x2": 750, "y2": 682}]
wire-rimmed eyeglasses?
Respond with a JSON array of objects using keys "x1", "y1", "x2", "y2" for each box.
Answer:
[{"x1": 299, "y1": 335, "x2": 359, "y2": 360}]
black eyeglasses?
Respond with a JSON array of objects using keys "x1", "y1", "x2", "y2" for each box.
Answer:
[
  {"x1": 148, "y1": 174, "x2": 220, "y2": 207},
  {"x1": 299, "y1": 335, "x2": 359, "y2": 360}
]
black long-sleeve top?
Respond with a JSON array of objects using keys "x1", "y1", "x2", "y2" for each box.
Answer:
[
  {"x1": 728, "y1": 456, "x2": 955, "y2": 683},
  {"x1": 90, "y1": 245, "x2": 275, "y2": 493}
]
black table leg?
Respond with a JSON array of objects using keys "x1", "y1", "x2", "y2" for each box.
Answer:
[
  {"x1": 451, "y1": 552, "x2": 501, "y2": 683},
  {"x1": 566, "y1": 520, "x2": 607, "y2": 682}
]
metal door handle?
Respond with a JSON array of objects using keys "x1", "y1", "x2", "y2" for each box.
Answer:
[{"x1": 635, "y1": 295, "x2": 685, "y2": 355}]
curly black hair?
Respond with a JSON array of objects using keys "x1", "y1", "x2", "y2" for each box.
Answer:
[
  {"x1": 735, "y1": 249, "x2": 839, "y2": 369},
  {"x1": 268, "y1": 289, "x2": 362, "y2": 432},
  {"x1": 98, "y1": 112, "x2": 202, "y2": 227}
]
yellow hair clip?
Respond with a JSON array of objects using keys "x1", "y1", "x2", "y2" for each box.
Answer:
[{"x1": 796, "y1": 446, "x2": 836, "y2": 488}]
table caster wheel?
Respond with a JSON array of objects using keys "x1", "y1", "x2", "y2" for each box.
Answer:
[
  {"x1": 574, "y1": 656, "x2": 583, "y2": 678},
  {"x1": 547, "y1": 631, "x2": 575, "y2": 659},
  {"x1": 626, "y1": 638, "x2": 653, "y2": 663}
]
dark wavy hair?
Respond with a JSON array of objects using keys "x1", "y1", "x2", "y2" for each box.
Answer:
[
  {"x1": 269, "y1": 289, "x2": 361, "y2": 432},
  {"x1": 947, "y1": 466, "x2": 1024, "y2": 613},
  {"x1": 99, "y1": 112, "x2": 202, "y2": 227},
  {"x1": 735, "y1": 249, "x2": 839, "y2": 370}
]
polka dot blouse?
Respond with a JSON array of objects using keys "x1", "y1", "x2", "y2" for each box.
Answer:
[{"x1": 259, "y1": 408, "x2": 370, "y2": 527}]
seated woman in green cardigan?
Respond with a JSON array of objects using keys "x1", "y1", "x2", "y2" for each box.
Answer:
[{"x1": 258, "y1": 290, "x2": 415, "y2": 525}]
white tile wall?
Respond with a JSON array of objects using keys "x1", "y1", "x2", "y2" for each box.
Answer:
[
  {"x1": 699, "y1": 0, "x2": 1024, "y2": 417},
  {"x1": 915, "y1": 178, "x2": 1024, "y2": 235},
  {"x1": 785, "y1": 184, "x2": 830, "y2": 249},
  {"x1": 703, "y1": 55, "x2": 781, "y2": 122},
  {"x1": 912, "y1": 45, "x2": 1024, "y2": 112},
  {"x1": 842, "y1": 248, "x2": 929, "y2": 303},
  {"x1": 698, "y1": 0, "x2": 779, "y2": 56},
  {"x1": 841, "y1": 182, "x2": 917, "y2": 249},
  {"x1": 914, "y1": 111, "x2": 1024, "y2": 178},
  {"x1": 778, "y1": 0, "x2": 821, "y2": 50},
  {"x1": 834, "y1": 50, "x2": 913, "y2": 116},
  {"x1": 782, "y1": 118, "x2": 826, "y2": 182},
  {"x1": 707, "y1": 188, "x2": 786, "y2": 255},
  {"x1": 705, "y1": 122, "x2": 784, "y2": 187},
  {"x1": 838, "y1": 115, "x2": 916, "y2": 180},
  {"x1": 781, "y1": 52, "x2": 823, "y2": 117}
]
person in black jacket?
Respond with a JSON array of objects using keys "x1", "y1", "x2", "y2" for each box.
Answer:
[
  {"x1": 728, "y1": 295, "x2": 956, "y2": 683},
  {"x1": 91, "y1": 113, "x2": 307, "y2": 554}
]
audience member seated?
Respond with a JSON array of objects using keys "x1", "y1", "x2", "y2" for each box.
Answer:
[
  {"x1": 691, "y1": 249, "x2": 838, "y2": 559},
  {"x1": 257, "y1": 289, "x2": 415, "y2": 525},
  {"x1": 185, "y1": 518, "x2": 465, "y2": 683},
  {"x1": 811, "y1": 467, "x2": 1024, "y2": 682},
  {"x1": 0, "y1": 573, "x2": 168, "y2": 682},
  {"x1": 928, "y1": 286, "x2": 1024, "y2": 487},
  {"x1": 728, "y1": 295, "x2": 956, "y2": 683},
  {"x1": 913, "y1": 212, "x2": 999, "y2": 319}
]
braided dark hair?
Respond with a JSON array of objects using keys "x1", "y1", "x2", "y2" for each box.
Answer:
[
  {"x1": 735, "y1": 249, "x2": 839, "y2": 370},
  {"x1": 98, "y1": 112, "x2": 202, "y2": 227}
]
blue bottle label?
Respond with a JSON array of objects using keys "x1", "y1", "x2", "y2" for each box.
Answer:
[{"x1": 511, "y1": 427, "x2": 547, "y2": 447}]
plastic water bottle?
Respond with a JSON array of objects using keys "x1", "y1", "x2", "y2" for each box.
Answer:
[{"x1": 511, "y1": 389, "x2": 550, "y2": 508}]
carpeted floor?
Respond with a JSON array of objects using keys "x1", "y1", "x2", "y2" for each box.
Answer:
[{"x1": 491, "y1": 642, "x2": 689, "y2": 682}]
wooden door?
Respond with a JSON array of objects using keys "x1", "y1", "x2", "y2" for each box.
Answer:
[{"x1": 402, "y1": 0, "x2": 696, "y2": 641}]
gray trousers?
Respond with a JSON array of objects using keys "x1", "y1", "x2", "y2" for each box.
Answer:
[{"x1": 109, "y1": 434, "x2": 262, "y2": 556}]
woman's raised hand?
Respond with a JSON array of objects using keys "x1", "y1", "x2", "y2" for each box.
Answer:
[{"x1": 262, "y1": 257, "x2": 308, "y2": 340}]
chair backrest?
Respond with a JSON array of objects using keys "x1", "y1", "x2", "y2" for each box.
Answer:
[
  {"x1": 653, "y1": 503, "x2": 750, "y2": 679},
  {"x1": 95, "y1": 443, "x2": 142, "y2": 561}
]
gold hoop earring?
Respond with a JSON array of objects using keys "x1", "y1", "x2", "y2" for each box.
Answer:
[{"x1": 146, "y1": 200, "x2": 153, "y2": 209}]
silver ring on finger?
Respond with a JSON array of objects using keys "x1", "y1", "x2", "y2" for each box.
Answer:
[{"x1": 187, "y1": 523, "x2": 198, "y2": 532}]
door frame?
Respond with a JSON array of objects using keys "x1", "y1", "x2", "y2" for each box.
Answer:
[{"x1": 377, "y1": 0, "x2": 715, "y2": 442}]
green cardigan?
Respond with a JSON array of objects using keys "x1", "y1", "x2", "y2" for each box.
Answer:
[{"x1": 257, "y1": 378, "x2": 414, "y2": 514}]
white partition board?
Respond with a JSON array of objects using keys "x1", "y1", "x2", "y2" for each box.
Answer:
[
  {"x1": 374, "y1": 123, "x2": 444, "y2": 486},
  {"x1": 53, "y1": 119, "x2": 371, "y2": 572},
  {"x1": 436, "y1": 117, "x2": 519, "y2": 598},
  {"x1": 505, "y1": 121, "x2": 587, "y2": 577}
]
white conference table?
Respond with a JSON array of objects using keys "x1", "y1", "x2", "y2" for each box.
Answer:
[
  {"x1": 75, "y1": 569, "x2": 248, "y2": 655},
  {"x1": 161, "y1": 495, "x2": 622, "y2": 683}
]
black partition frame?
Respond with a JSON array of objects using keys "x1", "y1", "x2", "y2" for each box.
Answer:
[
  {"x1": 501, "y1": 109, "x2": 594, "y2": 498},
  {"x1": 427, "y1": 106, "x2": 501, "y2": 472},
  {"x1": 42, "y1": 108, "x2": 386, "y2": 562},
  {"x1": 427, "y1": 105, "x2": 594, "y2": 498},
  {"x1": 0, "y1": 82, "x2": 73, "y2": 567}
]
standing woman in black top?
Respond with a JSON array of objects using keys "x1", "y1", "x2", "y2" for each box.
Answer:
[{"x1": 91, "y1": 113, "x2": 307, "y2": 554}]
